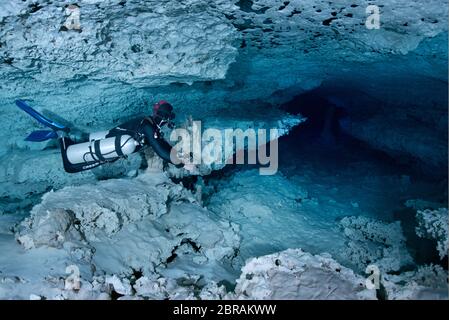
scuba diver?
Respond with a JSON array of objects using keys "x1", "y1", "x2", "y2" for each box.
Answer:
[{"x1": 15, "y1": 99, "x2": 193, "y2": 173}]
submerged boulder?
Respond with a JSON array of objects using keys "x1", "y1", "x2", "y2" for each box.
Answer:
[{"x1": 229, "y1": 248, "x2": 376, "y2": 300}]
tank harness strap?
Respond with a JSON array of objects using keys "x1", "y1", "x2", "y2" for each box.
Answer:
[
  {"x1": 93, "y1": 140, "x2": 106, "y2": 162},
  {"x1": 87, "y1": 144, "x2": 96, "y2": 162},
  {"x1": 143, "y1": 116, "x2": 154, "y2": 125},
  {"x1": 115, "y1": 135, "x2": 125, "y2": 157},
  {"x1": 143, "y1": 116, "x2": 160, "y2": 139}
]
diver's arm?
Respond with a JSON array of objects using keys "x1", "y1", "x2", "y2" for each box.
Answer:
[{"x1": 141, "y1": 122, "x2": 184, "y2": 168}]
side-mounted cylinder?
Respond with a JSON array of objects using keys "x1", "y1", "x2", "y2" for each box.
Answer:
[{"x1": 66, "y1": 134, "x2": 139, "y2": 165}]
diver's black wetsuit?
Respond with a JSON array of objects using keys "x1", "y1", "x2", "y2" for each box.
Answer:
[{"x1": 60, "y1": 116, "x2": 182, "y2": 173}]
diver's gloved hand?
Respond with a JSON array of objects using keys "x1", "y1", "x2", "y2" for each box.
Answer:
[
  {"x1": 183, "y1": 162, "x2": 200, "y2": 174},
  {"x1": 178, "y1": 151, "x2": 200, "y2": 174}
]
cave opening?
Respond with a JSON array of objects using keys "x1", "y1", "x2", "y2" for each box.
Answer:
[{"x1": 278, "y1": 86, "x2": 447, "y2": 184}]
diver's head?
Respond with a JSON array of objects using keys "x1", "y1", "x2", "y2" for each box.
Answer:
[{"x1": 153, "y1": 100, "x2": 175, "y2": 128}]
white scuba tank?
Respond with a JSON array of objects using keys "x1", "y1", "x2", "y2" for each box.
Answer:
[
  {"x1": 89, "y1": 130, "x2": 109, "y2": 141},
  {"x1": 66, "y1": 133, "x2": 139, "y2": 165}
]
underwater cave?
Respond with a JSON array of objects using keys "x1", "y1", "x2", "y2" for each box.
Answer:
[{"x1": 0, "y1": 0, "x2": 447, "y2": 301}]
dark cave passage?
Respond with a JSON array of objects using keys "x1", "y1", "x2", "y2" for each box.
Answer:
[{"x1": 279, "y1": 87, "x2": 448, "y2": 183}]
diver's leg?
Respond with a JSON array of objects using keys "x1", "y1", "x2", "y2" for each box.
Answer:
[
  {"x1": 59, "y1": 137, "x2": 82, "y2": 173},
  {"x1": 58, "y1": 136, "x2": 101, "y2": 173}
]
